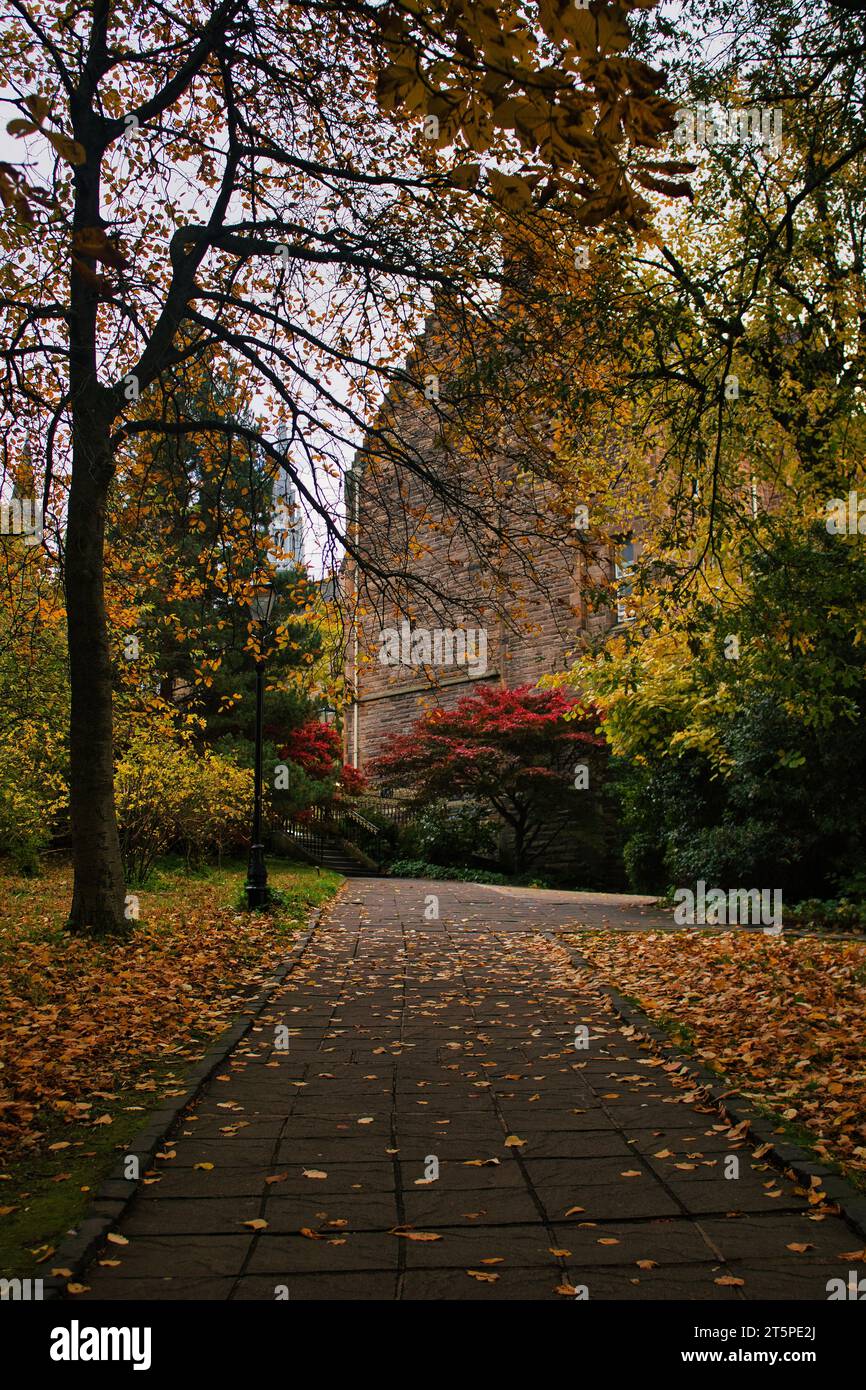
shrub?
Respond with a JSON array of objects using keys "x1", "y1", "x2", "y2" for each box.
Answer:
[
  {"x1": 397, "y1": 799, "x2": 497, "y2": 867},
  {"x1": 787, "y1": 899, "x2": 866, "y2": 933},
  {"x1": 388, "y1": 858, "x2": 510, "y2": 885},
  {"x1": 116, "y1": 734, "x2": 253, "y2": 884},
  {"x1": 174, "y1": 751, "x2": 253, "y2": 867},
  {"x1": 0, "y1": 723, "x2": 67, "y2": 873},
  {"x1": 387, "y1": 859, "x2": 554, "y2": 888}
]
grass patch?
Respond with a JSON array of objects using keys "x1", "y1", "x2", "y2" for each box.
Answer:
[{"x1": 0, "y1": 855, "x2": 341, "y2": 1277}]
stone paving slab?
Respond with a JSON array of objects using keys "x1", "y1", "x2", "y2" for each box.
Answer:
[{"x1": 74, "y1": 878, "x2": 862, "y2": 1301}]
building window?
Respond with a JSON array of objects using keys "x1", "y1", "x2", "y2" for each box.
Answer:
[{"x1": 614, "y1": 540, "x2": 637, "y2": 624}]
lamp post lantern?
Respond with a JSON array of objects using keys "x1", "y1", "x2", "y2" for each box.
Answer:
[{"x1": 245, "y1": 583, "x2": 276, "y2": 909}]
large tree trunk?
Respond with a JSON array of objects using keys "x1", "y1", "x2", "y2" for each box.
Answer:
[
  {"x1": 65, "y1": 403, "x2": 128, "y2": 936},
  {"x1": 64, "y1": 87, "x2": 128, "y2": 937}
]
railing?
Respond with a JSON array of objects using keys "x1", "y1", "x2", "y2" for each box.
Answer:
[
  {"x1": 272, "y1": 794, "x2": 412, "y2": 868},
  {"x1": 355, "y1": 795, "x2": 416, "y2": 829},
  {"x1": 272, "y1": 808, "x2": 325, "y2": 864},
  {"x1": 338, "y1": 804, "x2": 381, "y2": 837}
]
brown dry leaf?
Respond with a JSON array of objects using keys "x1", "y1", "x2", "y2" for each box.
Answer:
[
  {"x1": 838, "y1": 1249, "x2": 866, "y2": 1261},
  {"x1": 786, "y1": 1243, "x2": 814, "y2": 1254},
  {"x1": 550, "y1": 1248, "x2": 572, "y2": 1257},
  {"x1": 621, "y1": 1170, "x2": 642, "y2": 1178},
  {"x1": 98, "y1": 1260, "x2": 122, "y2": 1268},
  {"x1": 564, "y1": 1205, "x2": 586, "y2": 1216},
  {"x1": 303, "y1": 1169, "x2": 328, "y2": 1179},
  {"x1": 390, "y1": 1230, "x2": 442, "y2": 1242},
  {"x1": 106, "y1": 1233, "x2": 128, "y2": 1246},
  {"x1": 50, "y1": 1268, "x2": 73, "y2": 1278},
  {"x1": 66, "y1": 1283, "x2": 90, "y2": 1294},
  {"x1": 636, "y1": 1260, "x2": 659, "y2": 1269},
  {"x1": 299, "y1": 1227, "x2": 325, "y2": 1240},
  {"x1": 598, "y1": 1238, "x2": 620, "y2": 1245},
  {"x1": 555, "y1": 1282, "x2": 578, "y2": 1296},
  {"x1": 503, "y1": 1135, "x2": 526, "y2": 1148},
  {"x1": 463, "y1": 1158, "x2": 499, "y2": 1167},
  {"x1": 193, "y1": 1162, "x2": 214, "y2": 1171},
  {"x1": 715, "y1": 1275, "x2": 745, "y2": 1286},
  {"x1": 467, "y1": 1270, "x2": 499, "y2": 1282},
  {"x1": 243, "y1": 1219, "x2": 268, "y2": 1230}
]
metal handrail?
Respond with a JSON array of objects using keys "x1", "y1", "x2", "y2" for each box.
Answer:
[
  {"x1": 335, "y1": 804, "x2": 380, "y2": 836},
  {"x1": 273, "y1": 793, "x2": 416, "y2": 867}
]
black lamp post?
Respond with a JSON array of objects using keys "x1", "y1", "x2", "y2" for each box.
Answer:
[{"x1": 245, "y1": 583, "x2": 276, "y2": 909}]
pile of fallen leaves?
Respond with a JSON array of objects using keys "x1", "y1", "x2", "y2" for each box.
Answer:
[
  {"x1": 568, "y1": 929, "x2": 866, "y2": 1185},
  {"x1": 0, "y1": 861, "x2": 336, "y2": 1158}
]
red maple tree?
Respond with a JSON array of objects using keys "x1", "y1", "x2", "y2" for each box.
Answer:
[
  {"x1": 369, "y1": 685, "x2": 605, "y2": 870},
  {"x1": 280, "y1": 721, "x2": 342, "y2": 783}
]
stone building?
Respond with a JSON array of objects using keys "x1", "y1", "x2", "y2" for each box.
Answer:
[{"x1": 341, "y1": 318, "x2": 633, "y2": 774}]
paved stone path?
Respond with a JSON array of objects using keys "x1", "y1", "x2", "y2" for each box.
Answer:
[{"x1": 78, "y1": 879, "x2": 859, "y2": 1300}]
